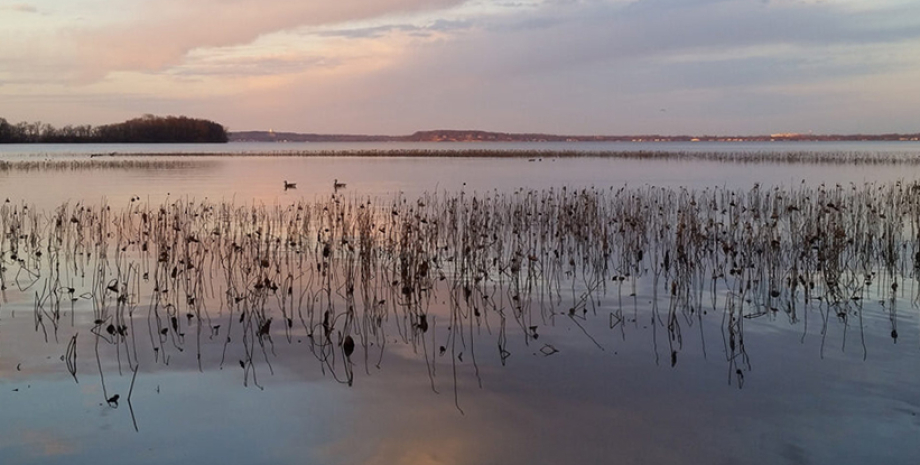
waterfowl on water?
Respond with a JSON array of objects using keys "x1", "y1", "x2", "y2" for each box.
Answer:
[
  {"x1": 334, "y1": 179, "x2": 346, "y2": 190},
  {"x1": 283, "y1": 180, "x2": 297, "y2": 190}
]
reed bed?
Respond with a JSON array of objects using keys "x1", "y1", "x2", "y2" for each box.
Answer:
[
  {"x1": 14, "y1": 149, "x2": 919, "y2": 165},
  {"x1": 3, "y1": 180, "x2": 920, "y2": 401},
  {"x1": 0, "y1": 158, "x2": 214, "y2": 172},
  {"x1": 291, "y1": 149, "x2": 920, "y2": 165}
]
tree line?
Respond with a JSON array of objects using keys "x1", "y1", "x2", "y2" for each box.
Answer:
[{"x1": 0, "y1": 115, "x2": 228, "y2": 143}]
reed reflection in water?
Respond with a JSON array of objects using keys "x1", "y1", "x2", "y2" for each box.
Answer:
[
  {"x1": 1, "y1": 181, "x2": 918, "y2": 387},
  {"x1": 2, "y1": 176, "x2": 920, "y2": 463}
]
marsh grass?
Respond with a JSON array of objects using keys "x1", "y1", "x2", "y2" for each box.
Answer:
[
  {"x1": 3, "y1": 180, "x2": 920, "y2": 408},
  {"x1": 6, "y1": 149, "x2": 916, "y2": 165},
  {"x1": 0, "y1": 158, "x2": 214, "y2": 171}
]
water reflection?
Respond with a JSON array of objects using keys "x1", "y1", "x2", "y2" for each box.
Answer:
[
  {"x1": 3, "y1": 169, "x2": 920, "y2": 464},
  {"x1": 5, "y1": 149, "x2": 920, "y2": 212},
  {"x1": 2, "y1": 183, "x2": 918, "y2": 388}
]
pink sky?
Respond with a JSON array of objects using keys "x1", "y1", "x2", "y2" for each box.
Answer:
[{"x1": 1, "y1": 0, "x2": 919, "y2": 135}]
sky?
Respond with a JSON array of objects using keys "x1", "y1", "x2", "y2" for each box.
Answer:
[{"x1": 1, "y1": 0, "x2": 919, "y2": 135}]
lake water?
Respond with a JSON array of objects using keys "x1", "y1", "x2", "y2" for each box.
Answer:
[
  {"x1": 2, "y1": 142, "x2": 920, "y2": 465},
  {"x1": 3, "y1": 140, "x2": 920, "y2": 156},
  {"x1": 3, "y1": 140, "x2": 920, "y2": 210}
]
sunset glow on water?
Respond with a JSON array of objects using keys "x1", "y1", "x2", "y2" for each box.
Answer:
[{"x1": 4, "y1": 0, "x2": 920, "y2": 462}]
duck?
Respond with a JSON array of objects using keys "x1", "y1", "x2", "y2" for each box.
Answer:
[
  {"x1": 283, "y1": 180, "x2": 297, "y2": 190},
  {"x1": 333, "y1": 179, "x2": 347, "y2": 191}
]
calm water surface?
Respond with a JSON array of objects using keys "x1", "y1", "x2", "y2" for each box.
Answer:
[
  {"x1": 1, "y1": 142, "x2": 919, "y2": 465},
  {"x1": 3, "y1": 141, "x2": 920, "y2": 209},
  {"x1": 3, "y1": 140, "x2": 920, "y2": 155}
]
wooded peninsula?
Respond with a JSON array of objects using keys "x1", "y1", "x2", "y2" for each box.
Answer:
[{"x1": 0, "y1": 115, "x2": 228, "y2": 143}]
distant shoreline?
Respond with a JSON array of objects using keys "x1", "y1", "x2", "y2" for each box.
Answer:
[{"x1": 230, "y1": 129, "x2": 920, "y2": 143}]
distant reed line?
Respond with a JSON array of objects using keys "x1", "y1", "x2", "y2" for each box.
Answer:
[
  {"x1": 213, "y1": 149, "x2": 920, "y2": 164},
  {"x1": 30, "y1": 149, "x2": 920, "y2": 165},
  {"x1": 2, "y1": 150, "x2": 919, "y2": 168},
  {"x1": 0, "y1": 158, "x2": 215, "y2": 171}
]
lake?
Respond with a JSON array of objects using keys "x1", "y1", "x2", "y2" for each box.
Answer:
[
  {"x1": 3, "y1": 140, "x2": 920, "y2": 210},
  {"x1": 2, "y1": 141, "x2": 920, "y2": 465}
]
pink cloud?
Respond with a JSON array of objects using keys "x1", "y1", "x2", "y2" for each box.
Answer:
[
  {"x1": 69, "y1": 0, "x2": 464, "y2": 78},
  {"x1": 2, "y1": 3, "x2": 38, "y2": 13}
]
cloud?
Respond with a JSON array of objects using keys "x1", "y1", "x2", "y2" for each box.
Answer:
[
  {"x1": 172, "y1": 55, "x2": 342, "y2": 77},
  {"x1": 6, "y1": 0, "x2": 920, "y2": 134},
  {"x1": 195, "y1": 0, "x2": 920, "y2": 134},
  {"x1": 452, "y1": 0, "x2": 920, "y2": 80},
  {"x1": 68, "y1": 0, "x2": 465, "y2": 78},
  {"x1": 1, "y1": 3, "x2": 38, "y2": 13},
  {"x1": 315, "y1": 19, "x2": 472, "y2": 39}
]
